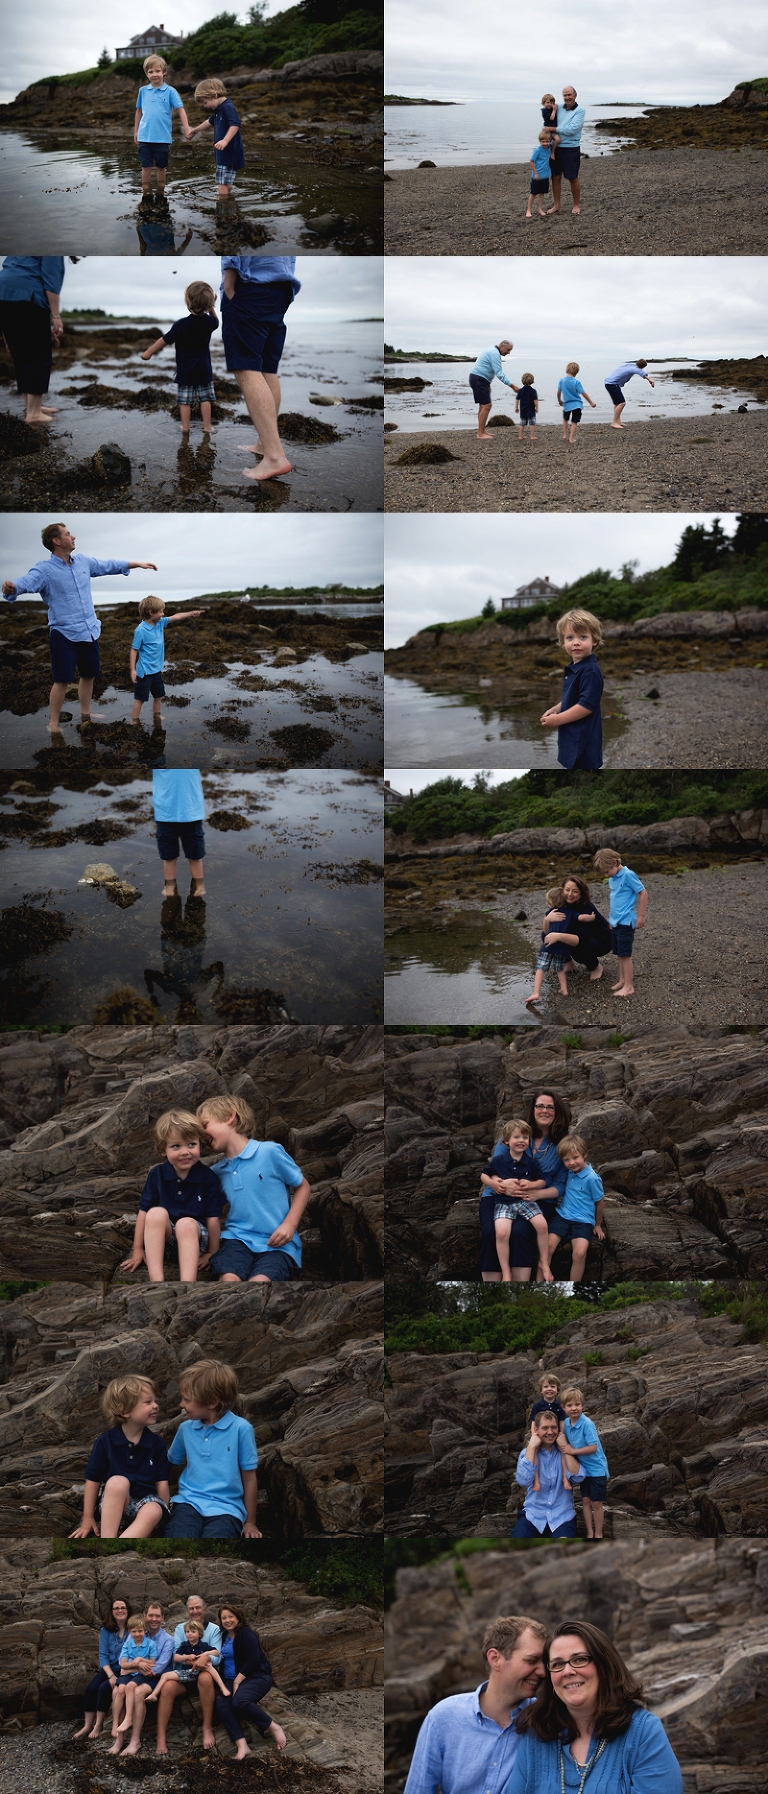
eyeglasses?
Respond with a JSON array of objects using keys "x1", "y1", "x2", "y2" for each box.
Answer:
[{"x1": 548, "y1": 1654, "x2": 593, "y2": 1673}]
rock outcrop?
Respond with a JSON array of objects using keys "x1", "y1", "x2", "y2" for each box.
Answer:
[
  {"x1": 0, "y1": 1282, "x2": 383, "y2": 1536},
  {"x1": 0, "y1": 1024, "x2": 383, "y2": 1282},
  {"x1": 385, "y1": 1297, "x2": 768, "y2": 1536},
  {"x1": 385, "y1": 1539, "x2": 768, "y2": 1794},
  {"x1": 386, "y1": 808, "x2": 768, "y2": 861},
  {"x1": 0, "y1": 1546, "x2": 382, "y2": 1739},
  {"x1": 384, "y1": 1028, "x2": 768, "y2": 1280}
]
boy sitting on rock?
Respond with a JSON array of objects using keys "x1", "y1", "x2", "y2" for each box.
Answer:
[
  {"x1": 197, "y1": 1093, "x2": 311, "y2": 1283},
  {"x1": 144, "y1": 1617, "x2": 230, "y2": 1705},
  {"x1": 164, "y1": 1358, "x2": 261, "y2": 1540},
  {"x1": 71, "y1": 1376, "x2": 171, "y2": 1539},
  {"x1": 480, "y1": 1118, "x2": 552, "y2": 1284},
  {"x1": 120, "y1": 1107, "x2": 225, "y2": 1283}
]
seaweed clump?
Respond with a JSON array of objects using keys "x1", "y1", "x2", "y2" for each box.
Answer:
[
  {"x1": 278, "y1": 412, "x2": 341, "y2": 444},
  {"x1": 0, "y1": 411, "x2": 45, "y2": 459},
  {"x1": 308, "y1": 858, "x2": 383, "y2": 885},
  {"x1": 269, "y1": 724, "x2": 335, "y2": 759},
  {"x1": 205, "y1": 715, "x2": 252, "y2": 741},
  {"x1": 0, "y1": 903, "x2": 73, "y2": 965},
  {"x1": 206, "y1": 809, "x2": 251, "y2": 831},
  {"x1": 212, "y1": 983, "x2": 292, "y2": 1023},
  {"x1": 91, "y1": 986, "x2": 159, "y2": 1025},
  {"x1": 488, "y1": 414, "x2": 514, "y2": 427},
  {"x1": 394, "y1": 443, "x2": 461, "y2": 465}
]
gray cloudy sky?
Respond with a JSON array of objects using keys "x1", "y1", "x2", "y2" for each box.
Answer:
[
  {"x1": 1, "y1": 3, "x2": 283, "y2": 102},
  {"x1": 54, "y1": 257, "x2": 382, "y2": 323},
  {"x1": 385, "y1": 0, "x2": 767, "y2": 102},
  {"x1": 386, "y1": 769, "x2": 526, "y2": 794},
  {"x1": 384, "y1": 513, "x2": 734, "y2": 646},
  {"x1": 2, "y1": 514, "x2": 383, "y2": 596},
  {"x1": 385, "y1": 258, "x2": 764, "y2": 359}
]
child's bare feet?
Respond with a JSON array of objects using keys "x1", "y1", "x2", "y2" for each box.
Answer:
[
  {"x1": 525, "y1": 993, "x2": 540, "y2": 1007},
  {"x1": 163, "y1": 880, "x2": 178, "y2": 897},
  {"x1": 589, "y1": 966, "x2": 603, "y2": 981},
  {"x1": 610, "y1": 422, "x2": 624, "y2": 429},
  {"x1": 73, "y1": 1724, "x2": 93, "y2": 1740},
  {"x1": 108, "y1": 1739, "x2": 127, "y2": 1756},
  {"x1": 202, "y1": 1727, "x2": 216, "y2": 1750},
  {"x1": 122, "y1": 1742, "x2": 142, "y2": 1756},
  {"x1": 117, "y1": 1717, "x2": 132, "y2": 1733},
  {"x1": 80, "y1": 713, "x2": 106, "y2": 724},
  {"x1": 538, "y1": 1266, "x2": 555, "y2": 1283},
  {"x1": 611, "y1": 978, "x2": 624, "y2": 991},
  {"x1": 615, "y1": 987, "x2": 634, "y2": 997},
  {"x1": 243, "y1": 457, "x2": 292, "y2": 482},
  {"x1": 572, "y1": 205, "x2": 580, "y2": 214},
  {"x1": 190, "y1": 877, "x2": 206, "y2": 898}
]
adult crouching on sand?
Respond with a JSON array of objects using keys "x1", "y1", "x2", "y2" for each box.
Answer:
[
  {"x1": 0, "y1": 256, "x2": 66, "y2": 424},
  {"x1": 469, "y1": 341, "x2": 518, "y2": 438},
  {"x1": 548, "y1": 87, "x2": 585, "y2": 215},
  {"x1": 220, "y1": 255, "x2": 300, "y2": 483},
  {"x1": 604, "y1": 359, "x2": 655, "y2": 428}
]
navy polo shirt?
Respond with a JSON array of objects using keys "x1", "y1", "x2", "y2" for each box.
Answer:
[
  {"x1": 530, "y1": 1396, "x2": 567, "y2": 1425},
  {"x1": 162, "y1": 313, "x2": 218, "y2": 385},
  {"x1": 212, "y1": 98, "x2": 245, "y2": 168},
  {"x1": 139, "y1": 1158, "x2": 226, "y2": 1225},
  {"x1": 85, "y1": 1425, "x2": 170, "y2": 1498},
  {"x1": 481, "y1": 1145, "x2": 537, "y2": 1181},
  {"x1": 558, "y1": 653, "x2": 604, "y2": 769}
]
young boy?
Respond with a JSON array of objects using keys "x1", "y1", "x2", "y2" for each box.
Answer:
[
  {"x1": 593, "y1": 847, "x2": 648, "y2": 997},
  {"x1": 526, "y1": 131, "x2": 558, "y2": 219},
  {"x1": 541, "y1": 93, "x2": 558, "y2": 128},
  {"x1": 120, "y1": 1109, "x2": 225, "y2": 1283},
  {"x1": 525, "y1": 885, "x2": 583, "y2": 1007},
  {"x1": 187, "y1": 77, "x2": 245, "y2": 202},
  {"x1": 141, "y1": 281, "x2": 220, "y2": 435},
  {"x1": 134, "y1": 56, "x2": 190, "y2": 202},
  {"x1": 556, "y1": 361, "x2": 596, "y2": 443},
  {"x1": 480, "y1": 1118, "x2": 552, "y2": 1284},
  {"x1": 153, "y1": 768, "x2": 206, "y2": 900},
  {"x1": 129, "y1": 594, "x2": 203, "y2": 726},
  {"x1": 197, "y1": 1093, "x2": 311, "y2": 1283},
  {"x1": 540, "y1": 607, "x2": 604, "y2": 770},
  {"x1": 515, "y1": 372, "x2": 539, "y2": 438},
  {"x1": 559, "y1": 1385, "x2": 610, "y2": 1539},
  {"x1": 144, "y1": 1618, "x2": 230, "y2": 1704},
  {"x1": 529, "y1": 1376, "x2": 570, "y2": 1494},
  {"x1": 164, "y1": 1359, "x2": 261, "y2": 1540},
  {"x1": 547, "y1": 1134, "x2": 605, "y2": 1283},
  {"x1": 109, "y1": 1616, "x2": 158, "y2": 1746},
  {"x1": 71, "y1": 1376, "x2": 171, "y2": 1540}
]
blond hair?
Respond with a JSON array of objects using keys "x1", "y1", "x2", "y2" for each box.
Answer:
[
  {"x1": 562, "y1": 1386, "x2": 584, "y2": 1405},
  {"x1": 143, "y1": 56, "x2": 168, "y2": 75},
  {"x1": 556, "y1": 607, "x2": 603, "y2": 649},
  {"x1": 138, "y1": 594, "x2": 164, "y2": 620},
  {"x1": 593, "y1": 847, "x2": 622, "y2": 874},
  {"x1": 195, "y1": 77, "x2": 227, "y2": 101},
  {"x1": 521, "y1": 372, "x2": 535, "y2": 384},
  {"x1": 41, "y1": 522, "x2": 66, "y2": 552},
  {"x1": 481, "y1": 1615, "x2": 548, "y2": 1664},
  {"x1": 154, "y1": 1108, "x2": 205, "y2": 1154},
  {"x1": 538, "y1": 129, "x2": 553, "y2": 143},
  {"x1": 184, "y1": 1618, "x2": 204, "y2": 1637},
  {"x1": 566, "y1": 360, "x2": 580, "y2": 375},
  {"x1": 541, "y1": 93, "x2": 556, "y2": 105},
  {"x1": 546, "y1": 886, "x2": 564, "y2": 908},
  {"x1": 128, "y1": 1614, "x2": 147, "y2": 1631},
  {"x1": 185, "y1": 281, "x2": 216, "y2": 316},
  {"x1": 179, "y1": 1359, "x2": 240, "y2": 1415},
  {"x1": 197, "y1": 1093, "x2": 255, "y2": 1135},
  {"x1": 538, "y1": 1372, "x2": 560, "y2": 1391},
  {"x1": 558, "y1": 1133, "x2": 589, "y2": 1161},
  {"x1": 101, "y1": 1375, "x2": 156, "y2": 1424},
  {"x1": 500, "y1": 1118, "x2": 532, "y2": 1143}
]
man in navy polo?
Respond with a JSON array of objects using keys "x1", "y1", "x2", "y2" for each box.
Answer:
[
  {"x1": 2, "y1": 522, "x2": 157, "y2": 735},
  {"x1": 404, "y1": 1615, "x2": 547, "y2": 1794}
]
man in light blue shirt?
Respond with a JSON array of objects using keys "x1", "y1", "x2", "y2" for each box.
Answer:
[
  {"x1": 469, "y1": 341, "x2": 517, "y2": 438},
  {"x1": 2, "y1": 523, "x2": 157, "y2": 735},
  {"x1": 403, "y1": 1615, "x2": 547, "y2": 1794},
  {"x1": 548, "y1": 85, "x2": 586, "y2": 215},
  {"x1": 604, "y1": 359, "x2": 655, "y2": 428},
  {"x1": 220, "y1": 257, "x2": 301, "y2": 485},
  {"x1": 512, "y1": 1410, "x2": 585, "y2": 1537}
]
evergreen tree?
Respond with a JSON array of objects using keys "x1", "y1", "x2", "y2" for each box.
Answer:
[
  {"x1": 97, "y1": 47, "x2": 112, "y2": 69},
  {"x1": 481, "y1": 597, "x2": 496, "y2": 617}
]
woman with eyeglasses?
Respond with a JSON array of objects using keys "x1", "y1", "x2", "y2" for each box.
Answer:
[{"x1": 505, "y1": 1619, "x2": 683, "y2": 1792}]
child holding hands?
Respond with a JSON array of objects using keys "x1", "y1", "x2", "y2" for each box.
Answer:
[
  {"x1": 187, "y1": 78, "x2": 245, "y2": 201},
  {"x1": 134, "y1": 56, "x2": 191, "y2": 201},
  {"x1": 120, "y1": 1108, "x2": 225, "y2": 1282}
]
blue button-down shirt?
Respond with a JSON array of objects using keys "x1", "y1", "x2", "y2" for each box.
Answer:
[
  {"x1": 220, "y1": 257, "x2": 301, "y2": 296},
  {"x1": 404, "y1": 1684, "x2": 533, "y2": 1794},
  {"x1": 515, "y1": 1443, "x2": 585, "y2": 1533},
  {"x1": 145, "y1": 1626, "x2": 174, "y2": 1677},
  {"x1": 5, "y1": 553, "x2": 130, "y2": 642},
  {"x1": 0, "y1": 256, "x2": 65, "y2": 306},
  {"x1": 471, "y1": 346, "x2": 514, "y2": 388}
]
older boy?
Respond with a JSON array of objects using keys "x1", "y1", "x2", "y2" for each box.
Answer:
[
  {"x1": 2, "y1": 524, "x2": 157, "y2": 733},
  {"x1": 560, "y1": 1385, "x2": 610, "y2": 1539},
  {"x1": 188, "y1": 77, "x2": 245, "y2": 201},
  {"x1": 198, "y1": 1093, "x2": 311, "y2": 1282},
  {"x1": 403, "y1": 1615, "x2": 547, "y2": 1794},
  {"x1": 547, "y1": 1133, "x2": 605, "y2": 1283},
  {"x1": 540, "y1": 606, "x2": 604, "y2": 769},
  {"x1": 593, "y1": 846, "x2": 648, "y2": 996},
  {"x1": 129, "y1": 594, "x2": 203, "y2": 725},
  {"x1": 469, "y1": 341, "x2": 518, "y2": 438},
  {"x1": 134, "y1": 55, "x2": 191, "y2": 201}
]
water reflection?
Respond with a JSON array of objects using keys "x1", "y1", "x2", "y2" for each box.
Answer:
[{"x1": 385, "y1": 912, "x2": 536, "y2": 1023}]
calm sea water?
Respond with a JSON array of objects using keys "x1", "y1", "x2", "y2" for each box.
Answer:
[
  {"x1": 383, "y1": 673, "x2": 625, "y2": 768},
  {"x1": 385, "y1": 101, "x2": 653, "y2": 169},
  {"x1": 385, "y1": 909, "x2": 537, "y2": 1022},
  {"x1": 385, "y1": 357, "x2": 755, "y2": 431}
]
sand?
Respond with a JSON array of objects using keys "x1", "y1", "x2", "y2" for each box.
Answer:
[
  {"x1": 384, "y1": 148, "x2": 768, "y2": 256},
  {"x1": 603, "y1": 668, "x2": 768, "y2": 768},
  {"x1": 384, "y1": 412, "x2": 768, "y2": 512}
]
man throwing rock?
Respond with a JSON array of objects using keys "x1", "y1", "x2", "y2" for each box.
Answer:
[
  {"x1": 2, "y1": 523, "x2": 157, "y2": 735},
  {"x1": 404, "y1": 1615, "x2": 547, "y2": 1794},
  {"x1": 469, "y1": 341, "x2": 518, "y2": 438},
  {"x1": 548, "y1": 85, "x2": 585, "y2": 214}
]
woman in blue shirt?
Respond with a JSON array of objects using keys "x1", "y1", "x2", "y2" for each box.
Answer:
[
  {"x1": 0, "y1": 256, "x2": 66, "y2": 423},
  {"x1": 506, "y1": 1620, "x2": 683, "y2": 1794},
  {"x1": 213, "y1": 1604, "x2": 287, "y2": 1759},
  {"x1": 73, "y1": 1596, "x2": 129, "y2": 1740},
  {"x1": 481, "y1": 1088, "x2": 571, "y2": 1280}
]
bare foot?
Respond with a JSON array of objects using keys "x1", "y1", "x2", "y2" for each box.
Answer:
[
  {"x1": 611, "y1": 979, "x2": 624, "y2": 991},
  {"x1": 610, "y1": 422, "x2": 625, "y2": 430},
  {"x1": 539, "y1": 1268, "x2": 555, "y2": 1284},
  {"x1": 202, "y1": 1728, "x2": 216, "y2": 1750},
  {"x1": 525, "y1": 212, "x2": 533, "y2": 220},
  {"x1": 243, "y1": 442, "x2": 264, "y2": 455},
  {"x1": 117, "y1": 1718, "x2": 132, "y2": 1733},
  {"x1": 156, "y1": 1745, "x2": 169, "y2": 1756},
  {"x1": 477, "y1": 431, "x2": 494, "y2": 439},
  {"x1": 525, "y1": 993, "x2": 540, "y2": 1007},
  {"x1": 163, "y1": 881, "x2": 178, "y2": 897},
  {"x1": 615, "y1": 988, "x2": 634, "y2": 997},
  {"x1": 572, "y1": 205, "x2": 581, "y2": 214},
  {"x1": 47, "y1": 721, "x2": 64, "y2": 734},
  {"x1": 268, "y1": 1723, "x2": 288, "y2": 1751},
  {"x1": 122, "y1": 1742, "x2": 142, "y2": 1756},
  {"x1": 235, "y1": 1742, "x2": 253, "y2": 1760},
  {"x1": 107, "y1": 1739, "x2": 127, "y2": 1756},
  {"x1": 243, "y1": 457, "x2": 292, "y2": 482},
  {"x1": 73, "y1": 1724, "x2": 93, "y2": 1740},
  {"x1": 80, "y1": 712, "x2": 106, "y2": 723},
  {"x1": 589, "y1": 966, "x2": 604, "y2": 981},
  {"x1": 545, "y1": 206, "x2": 560, "y2": 214}
]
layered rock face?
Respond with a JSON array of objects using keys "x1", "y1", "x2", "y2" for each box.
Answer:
[
  {"x1": 0, "y1": 1546, "x2": 382, "y2": 1739},
  {"x1": 385, "y1": 1297, "x2": 768, "y2": 1537},
  {"x1": 0, "y1": 1024, "x2": 383, "y2": 1282},
  {"x1": 385, "y1": 1539, "x2": 768, "y2": 1794},
  {"x1": 0, "y1": 1282, "x2": 383, "y2": 1536},
  {"x1": 384, "y1": 1027, "x2": 768, "y2": 1280}
]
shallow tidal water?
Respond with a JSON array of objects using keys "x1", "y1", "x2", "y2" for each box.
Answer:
[
  {"x1": 385, "y1": 101, "x2": 653, "y2": 169},
  {"x1": 384, "y1": 673, "x2": 625, "y2": 768},
  {"x1": 384, "y1": 909, "x2": 536, "y2": 1022},
  {"x1": 0, "y1": 772, "x2": 383, "y2": 1024},
  {"x1": 385, "y1": 357, "x2": 757, "y2": 433},
  {"x1": 0, "y1": 133, "x2": 382, "y2": 254}
]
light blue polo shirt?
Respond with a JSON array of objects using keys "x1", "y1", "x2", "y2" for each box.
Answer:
[
  {"x1": 558, "y1": 1163, "x2": 603, "y2": 1224},
  {"x1": 136, "y1": 84, "x2": 183, "y2": 144},
  {"x1": 132, "y1": 615, "x2": 168, "y2": 675},
  {"x1": 608, "y1": 863, "x2": 645, "y2": 925},
  {"x1": 531, "y1": 143, "x2": 552, "y2": 177},
  {"x1": 558, "y1": 375, "x2": 585, "y2": 407},
  {"x1": 152, "y1": 769, "x2": 205, "y2": 823},
  {"x1": 213, "y1": 1138, "x2": 305, "y2": 1267},
  {"x1": 168, "y1": 1411, "x2": 258, "y2": 1521},
  {"x1": 563, "y1": 1411, "x2": 610, "y2": 1478}
]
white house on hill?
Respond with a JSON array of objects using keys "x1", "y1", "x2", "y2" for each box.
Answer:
[
  {"x1": 500, "y1": 576, "x2": 561, "y2": 610},
  {"x1": 116, "y1": 24, "x2": 185, "y2": 60}
]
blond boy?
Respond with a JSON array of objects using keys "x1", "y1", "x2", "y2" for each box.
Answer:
[
  {"x1": 540, "y1": 606, "x2": 604, "y2": 769},
  {"x1": 129, "y1": 593, "x2": 203, "y2": 724},
  {"x1": 141, "y1": 280, "x2": 219, "y2": 435},
  {"x1": 527, "y1": 130, "x2": 559, "y2": 219},
  {"x1": 559, "y1": 1385, "x2": 610, "y2": 1538},
  {"x1": 556, "y1": 360, "x2": 596, "y2": 443},
  {"x1": 197, "y1": 1094, "x2": 311, "y2": 1283},
  {"x1": 120, "y1": 1108, "x2": 225, "y2": 1282},
  {"x1": 144, "y1": 1617, "x2": 230, "y2": 1704},
  {"x1": 165, "y1": 1359, "x2": 261, "y2": 1540},
  {"x1": 480, "y1": 1117, "x2": 552, "y2": 1283},
  {"x1": 187, "y1": 77, "x2": 245, "y2": 200},
  {"x1": 593, "y1": 847, "x2": 648, "y2": 996},
  {"x1": 547, "y1": 1134, "x2": 605, "y2": 1283},
  {"x1": 134, "y1": 56, "x2": 191, "y2": 199},
  {"x1": 71, "y1": 1376, "x2": 170, "y2": 1540}
]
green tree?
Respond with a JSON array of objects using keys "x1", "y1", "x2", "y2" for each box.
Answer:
[
  {"x1": 97, "y1": 47, "x2": 112, "y2": 69},
  {"x1": 481, "y1": 597, "x2": 496, "y2": 617}
]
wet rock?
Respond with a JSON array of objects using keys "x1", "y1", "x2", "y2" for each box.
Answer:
[
  {"x1": 78, "y1": 863, "x2": 141, "y2": 908},
  {"x1": 394, "y1": 443, "x2": 461, "y2": 465},
  {"x1": 0, "y1": 412, "x2": 45, "y2": 459},
  {"x1": 91, "y1": 441, "x2": 131, "y2": 484},
  {"x1": 418, "y1": 159, "x2": 437, "y2": 167},
  {"x1": 274, "y1": 647, "x2": 298, "y2": 665},
  {"x1": 0, "y1": 903, "x2": 73, "y2": 966},
  {"x1": 384, "y1": 379, "x2": 433, "y2": 392},
  {"x1": 384, "y1": 422, "x2": 398, "y2": 432},
  {"x1": 269, "y1": 724, "x2": 336, "y2": 760},
  {"x1": 206, "y1": 808, "x2": 251, "y2": 830},
  {"x1": 487, "y1": 414, "x2": 514, "y2": 427},
  {"x1": 306, "y1": 212, "x2": 344, "y2": 234},
  {"x1": 279, "y1": 413, "x2": 341, "y2": 444}
]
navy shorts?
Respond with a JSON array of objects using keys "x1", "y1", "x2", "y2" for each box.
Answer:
[
  {"x1": 605, "y1": 383, "x2": 625, "y2": 405},
  {"x1": 469, "y1": 373, "x2": 492, "y2": 407},
  {"x1": 563, "y1": 408, "x2": 582, "y2": 424},
  {"x1": 549, "y1": 1214, "x2": 594, "y2": 1243},
  {"x1": 135, "y1": 671, "x2": 165, "y2": 701},
  {"x1": 209, "y1": 1238, "x2": 296, "y2": 1282},
  {"x1": 155, "y1": 820, "x2": 206, "y2": 862},
  {"x1": 581, "y1": 1475, "x2": 608, "y2": 1501},
  {"x1": 221, "y1": 278, "x2": 294, "y2": 373},
  {"x1": 138, "y1": 141, "x2": 171, "y2": 169},
  {"x1": 165, "y1": 1504, "x2": 243, "y2": 1540},
  {"x1": 530, "y1": 177, "x2": 549, "y2": 194},
  {"x1": 611, "y1": 923, "x2": 635, "y2": 958},
  {"x1": 512, "y1": 1514, "x2": 577, "y2": 1539},
  {"x1": 553, "y1": 146, "x2": 581, "y2": 181},
  {"x1": 49, "y1": 629, "x2": 100, "y2": 685}
]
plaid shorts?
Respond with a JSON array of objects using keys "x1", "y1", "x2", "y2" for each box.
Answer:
[
  {"x1": 536, "y1": 949, "x2": 569, "y2": 971},
  {"x1": 164, "y1": 1219, "x2": 209, "y2": 1260},
  {"x1": 215, "y1": 165, "x2": 239, "y2": 186},
  {"x1": 96, "y1": 1490, "x2": 171, "y2": 1529},
  {"x1": 177, "y1": 383, "x2": 215, "y2": 405},
  {"x1": 494, "y1": 1198, "x2": 543, "y2": 1223}
]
